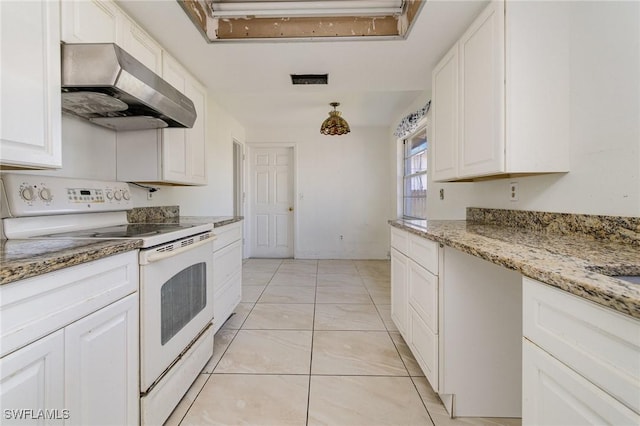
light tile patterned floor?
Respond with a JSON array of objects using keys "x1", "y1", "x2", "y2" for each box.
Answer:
[{"x1": 165, "y1": 259, "x2": 522, "y2": 426}]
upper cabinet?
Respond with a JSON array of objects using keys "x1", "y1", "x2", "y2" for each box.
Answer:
[
  {"x1": 161, "y1": 54, "x2": 208, "y2": 185},
  {"x1": 431, "y1": 0, "x2": 571, "y2": 182},
  {"x1": 116, "y1": 54, "x2": 207, "y2": 186},
  {"x1": 61, "y1": 0, "x2": 206, "y2": 185},
  {"x1": 0, "y1": 0, "x2": 62, "y2": 169},
  {"x1": 60, "y1": 0, "x2": 124, "y2": 44},
  {"x1": 60, "y1": 0, "x2": 162, "y2": 74}
]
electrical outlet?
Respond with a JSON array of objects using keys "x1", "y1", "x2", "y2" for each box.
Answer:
[
  {"x1": 147, "y1": 191, "x2": 153, "y2": 200},
  {"x1": 509, "y1": 182, "x2": 519, "y2": 202}
]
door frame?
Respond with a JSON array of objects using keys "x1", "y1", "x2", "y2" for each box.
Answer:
[{"x1": 245, "y1": 143, "x2": 298, "y2": 258}]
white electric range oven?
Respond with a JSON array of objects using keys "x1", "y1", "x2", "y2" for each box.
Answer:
[{"x1": 1, "y1": 173, "x2": 215, "y2": 425}]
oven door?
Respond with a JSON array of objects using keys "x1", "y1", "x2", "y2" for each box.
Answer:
[{"x1": 139, "y1": 237, "x2": 214, "y2": 393}]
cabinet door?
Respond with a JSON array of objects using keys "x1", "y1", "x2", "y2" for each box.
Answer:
[
  {"x1": 0, "y1": 0, "x2": 61, "y2": 169},
  {"x1": 409, "y1": 308, "x2": 439, "y2": 392},
  {"x1": 431, "y1": 43, "x2": 459, "y2": 182},
  {"x1": 0, "y1": 331, "x2": 64, "y2": 425},
  {"x1": 60, "y1": 0, "x2": 124, "y2": 43},
  {"x1": 458, "y1": 0, "x2": 505, "y2": 178},
  {"x1": 122, "y1": 20, "x2": 162, "y2": 74},
  {"x1": 161, "y1": 54, "x2": 207, "y2": 185},
  {"x1": 64, "y1": 294, "x2": 139, "y2": 426},
  {"x1": 184, "y1": 77, "x2": 208, "y2": 185},
  {"x1": 390, "y1": 248, "x2": 409, "y2": 338},
  {"x1": 523, "y1": 339, "x2": 639, "y2": 426}
]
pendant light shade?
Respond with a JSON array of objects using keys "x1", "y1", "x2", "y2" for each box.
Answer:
[{"x1": 320, "y1": 102, "x2": 350, "y2": 136}]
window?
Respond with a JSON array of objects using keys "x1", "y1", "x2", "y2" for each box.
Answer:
[{"x1": 403, "y1": 128, "x2": 427, "y2": 219}]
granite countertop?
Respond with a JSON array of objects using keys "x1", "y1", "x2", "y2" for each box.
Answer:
[
  {"x1": 389, "y1": 219, "x2": 640, "y2": 320},
  {"x1": 178, "y1": 216, "x2": 243, "y2": 228},
  {"x1": 0, "y1": 208, "x2": 242, "y2": 286},
  {"x1": 0, "y1": 239, "x2": 143, "y2": 286}
]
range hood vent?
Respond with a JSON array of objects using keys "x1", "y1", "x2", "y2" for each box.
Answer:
[{"x1": 61, "y1": 43, "x2": 196, "y2": 131}]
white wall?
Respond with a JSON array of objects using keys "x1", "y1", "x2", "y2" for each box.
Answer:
[
  {"x1": 247, "y1": 126, "x2": 392, "y2": 259},
  {"x1": 403, "y1": 1, "x2": 640, "y2": 219}
]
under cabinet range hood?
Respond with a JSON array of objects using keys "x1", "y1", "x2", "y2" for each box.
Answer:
[{"x1": 61, "y1": 43, "x2": 196, "y2": 131}]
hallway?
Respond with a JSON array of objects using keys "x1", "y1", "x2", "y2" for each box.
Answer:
[{"x1": 165, "y1": 259, "x2": 520, "y2": 425}]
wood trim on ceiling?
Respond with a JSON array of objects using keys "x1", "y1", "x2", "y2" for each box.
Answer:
[{"x1": 177, "y1": 0, "x2": 425, "y2": 42}]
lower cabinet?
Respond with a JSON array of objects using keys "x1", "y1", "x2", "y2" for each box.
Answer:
[
  {"x1": 390, "y1": 227, "x2": 440, "y2": 392},
  {"x1": 212, "y1": 221, "x2": 243, "y2": 333},
  {"x1": 390, "y1": 247, "x2": 409, "y2": 336},
  {"x1": 409, "y1": 308, "x2": 438, "y2": 388},
  {"x1": 0, "y1": 252, "x2": 139, "y2": 426},
  {"x1": 523, "y1": 339, "x2": 638, "y2": 426},
  {"x1": 523, "y1": 277, "x2": 640, "y2": 425},
  {"x1": 64, "y1": 295, "x2": 139, "y2": 426},
  {"x1": 0, "y1": 331, "x2": 65, "y2": 423}
]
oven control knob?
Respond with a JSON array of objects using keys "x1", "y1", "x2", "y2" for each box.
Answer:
[
  {"x1": 114, "y1": 190, "x2": 122, "y2": 201},
  {"x1": 20, "y1": 186, "x2": 35, "y2": 202},
  {"x1": 122, "y1": 190, "x2": 130, "y2": 201},
  {"x1": 39, "y1": 187, "x2": 53, "y2": 202},
  {"x1": 106, "y1": 191, "x2": 114, "y2": 200}
]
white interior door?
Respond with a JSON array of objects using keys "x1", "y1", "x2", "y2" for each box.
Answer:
[{"x1": 249, "y1": 147, "x2": 294, "y2": 258}]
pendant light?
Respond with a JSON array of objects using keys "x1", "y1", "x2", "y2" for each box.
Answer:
[{"x1": 320, "y1": 102, "x2": 351, "y2": 136}]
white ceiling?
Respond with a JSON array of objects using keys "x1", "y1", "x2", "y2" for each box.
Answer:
[{"x1": 116, "y1": 0, "x2": 488, "y2": 129}]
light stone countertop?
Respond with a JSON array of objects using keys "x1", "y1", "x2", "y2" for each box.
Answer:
[
  {"x1": 389, "y1": 219, "x2": 640, "y2": 320},
  {"x1": 0, "y1": 239, "x2": 143, "y2": 286}
]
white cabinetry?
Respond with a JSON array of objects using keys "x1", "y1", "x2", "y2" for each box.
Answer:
[
  {"x1": 122, "y1": 20, "x2": 162, "y2": 74},
  {"x1": 160, "y1": 54, "x2": 207, "y2": 185},
  {"x1": 523, "y1": 278, "x2": 640, "y2": 425},
  {"x1": 61, "y1": 0, "x2": 162, "y2": 74},
  {"x1": 0, "y1": 0, "x2": 61, "y2": 169},
  {"x1": 0, "y1": 332, "x2": 64, "y2": 424},
  {"x1": 431, "y1": 44, "x2": 458, "y2": 181},
  {"x1": 390, "y1": 227, "x2": 409, "y2": 336},
  {"x1": 0, "y1": 252, "x2": 139, "y2": 425},
  {"x1": 212, "y1": 221, "x2": 243, "y2": 333},
  {"x1": 431, "y1": 0, "x2": 570, "y2": 181},
  {"x1": 390, "y1": 227, "x2": 440, "y2": 390},
  {"x1": 60, "y1": 0, "x2": 124, "y2": 44},
  {"x1": 64, "y1": 295, "x2": 138, "y2": 426},
  {"x1": 116, "y1": 54, "x2": 208, "y2": 186},
  {"x1": 390, "y1": 247, "x2": 409, "y2": 336}
]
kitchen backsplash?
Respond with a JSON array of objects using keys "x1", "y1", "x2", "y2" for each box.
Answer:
[
  {"x1": 127, "y1": 206, "x2": 180, "y2": 223},
  {"x1": 467, "y1": 208, "x2": 640, "y2": 247}
]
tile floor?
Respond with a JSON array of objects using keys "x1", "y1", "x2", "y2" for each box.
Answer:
[{"x1": 165, "y1": 259, "x2": 522, "y2": 426}]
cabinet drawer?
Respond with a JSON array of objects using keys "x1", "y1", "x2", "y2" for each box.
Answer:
[
  {"x1": 213, "y1": 222, "x2": 242, "y2": 251},
  {"x1": 409, "y1": 308, "x2": 439, "y2": 392},
  {"x1": 408, "y1": 234, "x2": 438, "y2": 274},
  {"x1": 408, "y1": 260, "x2": 438, "y2": 333},
  {"x1": 523, "y1": 339, "x2": 639, "y2": 425},
  {"x1": 0, "y1": 251, "x2": 138, "y2": 357},
  {"x1": 523, "y1": 277, "x2": 640, "y2": 413},
  {"x1": 213, "y1": 240, "x2": 242, "y2": 290},
  {"x1": 390, "y1": 227, "x2": 409, "y2": 255}
]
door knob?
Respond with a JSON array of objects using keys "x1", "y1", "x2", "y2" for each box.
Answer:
[{"x1": 288, "y1": 207, "x2": 294, "y2": 211}]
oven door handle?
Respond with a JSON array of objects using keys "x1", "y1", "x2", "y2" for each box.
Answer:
[{"x1": 141, "y1": 237, "x2": 214, "y2": 264}]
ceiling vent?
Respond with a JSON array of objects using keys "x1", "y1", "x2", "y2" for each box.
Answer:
[{"x1": 291, "y1": 74, "x2": 329, "y2": 85}]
